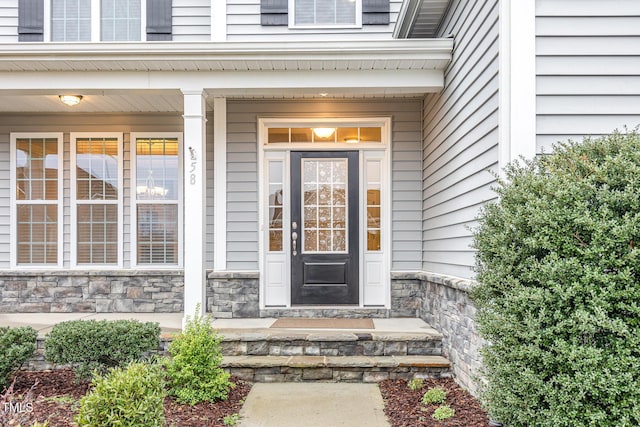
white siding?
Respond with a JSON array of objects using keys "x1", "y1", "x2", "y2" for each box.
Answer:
[
  {"x1": 0, "y1": 114, "x2": 183, "y2": 269},
  {"x1": 422, "y1": 0, "x2": 500, "y2": 279},
  {"x1": 172, "y1": 0, "x2": 211, "y2": 41},
  {"x1": 536, "y1": 0, "x2": 640, "y2": 152},
  {"x1": 227, "y1": 0, "x2": 402, "y2": 41},
  {"x1": 0, "y1": 0, "x2": 18, "y2": 43},
  {"x1": 226, "y1": 98, "x2": 423, "y2": 271}
]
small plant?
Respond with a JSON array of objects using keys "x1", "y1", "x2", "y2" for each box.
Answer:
[
  {"x1": 43, "y1": 394, "x2": 76, "y2": 405},
  {"x1": 421, "y1": 387, "x2": 447, "y2": 405},
  {"x1": 407, "y1": 378, "x2": 424, "y2": 391},
  {"x1": 0, "y1": 326, "x2": 37, "y2": 390},
  {"x1": 75, "y1": 362, "x2": 166, "y2": 427},
  {"x1": 164, "y1": 306, "x2": 233, "y2": 405},
  {"x1": 432, "y1": 405, "x2": 455, "y2": 421},
  {"x1": 223, "y1": 413, "x2": 240, "y2": 426},
  {"x1": 44, "y1": 319, "x2": 160, "y2": 379}
]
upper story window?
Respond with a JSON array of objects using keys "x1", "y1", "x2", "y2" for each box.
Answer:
[
  {"x1": 293, "y1": 0, "x2": 360, "y2": 27},
  {"x1": 261, "y1": 0, "x2": 388, "y2": 28},
  {"x1": 19, "y1": 0, "x2": 170, "y2": 42}
]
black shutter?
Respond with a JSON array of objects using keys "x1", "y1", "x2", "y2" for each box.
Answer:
[
  {"x1": 147, "y1": 0, "x2": 172, "y2": 41},
  {"x1": 261, "y1": 0, "x2": 288, "y2": 26},
  {"x1": 363, "y1": 0, "x2": 389, "y2": 25},
  {"x1": 18, "y1": 0, "x2": 44, "y2": 42}
]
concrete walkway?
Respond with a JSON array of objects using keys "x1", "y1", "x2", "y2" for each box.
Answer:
[{"x1": 237, "y1": 383, "x2": 391, "y2": 427}]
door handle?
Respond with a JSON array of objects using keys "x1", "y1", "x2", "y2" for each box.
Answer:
[{"x1": 292, "y1": 231, "x2": 298, "y2": 256}]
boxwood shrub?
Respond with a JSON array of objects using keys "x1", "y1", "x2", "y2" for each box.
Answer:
[
  {"x1": 473, "y1": 132, "x2": 640, "y2": 426},
  {"x1": 0, "y1": 326, "x2": 37, "y2": 390},
  {"x1": 75, "y1": 362, "x2": 165, "y2": 427},
  {"x1": 44, "y1": 319, "x2": 160, "y2": 379}
]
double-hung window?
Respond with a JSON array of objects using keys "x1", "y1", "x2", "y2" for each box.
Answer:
[
  {"x1": 291, "y1": 0, "x2": 361, "y2": 27},
  {"x1": 49, "y1": 0, "x2": 143, "y2": 42},
  {"x1": 131, "y1": 134, "x2": 182, "y2": 267},
  {"x1": 11, "y1": 134, "x2": 63, "y2": 267},
  {"x1": 71, "y1": 133, "x2": 123, "y2": 267}
]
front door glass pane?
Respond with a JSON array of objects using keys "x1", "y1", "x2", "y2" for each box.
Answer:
[{"x1": 302, "y1": 159, "x2": 347, "y2": 253}]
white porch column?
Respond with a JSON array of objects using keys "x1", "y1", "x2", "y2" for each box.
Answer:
[
  {"x1": 182, "y1": 89, "x2": 208, "y2": 320},
  {"x1": 213, "y1": 97, "x2": 227, "y2": 270},
  {"x1": 499, "y1": 0, "x2": 536, "y2": 175}
]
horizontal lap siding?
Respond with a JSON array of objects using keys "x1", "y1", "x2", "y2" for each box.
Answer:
[
  {"x1": 536, "y1": 0, "x2": 640, "y2": 153},
  {"x1": 226, "y1": 0, "x2": 402, "y2": 41},
  {"x1": 172, "y1": 0, "x2": 210, "y2": 41},
  {"x1": 0, "y1": 0, "x2": 18, "y2": 42},
  {"x1": 0, "y1": 114, "x2": 183, "y2": 269},
  {"x1": 421, "y1": 0, "x2": 499, "y2": 280},
  {"x1": 226, "y1": 99, "x2": 422, "y2": 271}
]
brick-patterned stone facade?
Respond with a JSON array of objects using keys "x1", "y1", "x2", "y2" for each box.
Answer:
[
  {"x1": 0, "y1": 271, "x2": 183, "y2": 313},
  {"x1": 391, "y1": 272, "x2": 484, "y2": 396}
]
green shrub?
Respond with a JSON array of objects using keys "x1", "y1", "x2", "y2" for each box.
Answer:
[
  {"x1": 75, "y1": 362, "x2": 165, "y2": 427},
  {"x1": 432, "y1": 405, "x2": 455, "y2": 421},
  {"x1": 407, "y1": 378, "x2": 424, "y2": 391},
  {"x1": 0, "y1": 326, "x2": 37, "y2": 390},
  {"x1": 44, "y1": 319, "x2": 160, "y2": 379},
  {"x1": 473, "y1": 131, "x2": 640, "y2": 426},
  {"x1": 164, "y1": 308, "x2": 232, "y2": 405},
  {"x1": 421, "y1": 387, "x2": 447, "y2": 405}
]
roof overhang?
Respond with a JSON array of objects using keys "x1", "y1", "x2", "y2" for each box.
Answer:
[
  {"x1": 394, "y1": 0, "x2": 451, "y2": 39},
  {"x1": 0, "y1": 39, "x2": 453, "y2": 112}
]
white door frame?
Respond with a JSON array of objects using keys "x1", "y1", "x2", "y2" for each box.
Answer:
[{"x1": 257, "y1": 117, "x2": 392, "y2": 309}]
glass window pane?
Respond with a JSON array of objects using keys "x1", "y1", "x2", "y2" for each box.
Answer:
[
  {"x1": 137, "y1": 204, "x2": 178, "y2": 264},
  {"x1": 268, "y1": 128, "x2": 289, "y2": 144},
  {"x1": 360, "y1": 127, "x2": 382, "y2": 142},
  {"x1": 366, "y1": 160, "x2": 382, "y2": 251},
  {"x1": 267, "y1": 160, "x2": 284, "y2": 253},
  {"x1": 76, "y1": 137, "x2": 119, "y2": 201},
  {"x1": 337, "y1": 127, "x2": 359, "y2": 144},
  {"x1": 136, "y1": 137, "x2": 179, "y2": 200},
  {"x1": 77, "y1": 204, "x2": 118, "y2": 265},
  {"x1": 52, "y1": 0, "x2": 91, "y2": 41},
  {"x1": 101, "y1": 0, "x2": 140, "y2": 41},
  {"x1": 16, "y1": 205, "x2": 57, "y2": 264},
  {"x1": 291, "y1": 128, "x2": 313, "y2": 143}
]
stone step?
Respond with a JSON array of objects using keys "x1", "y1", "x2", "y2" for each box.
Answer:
[
  {"x1": 218, "y1": 329, "x2": 444, "y2": 357},
  {"x1": 222, "y1": 355, "x2": 452, "y2": 383}
]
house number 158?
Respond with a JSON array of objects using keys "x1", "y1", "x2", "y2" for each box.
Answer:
[{"x1": 188, "y1": 147, "x2": 197, "y2": 185}]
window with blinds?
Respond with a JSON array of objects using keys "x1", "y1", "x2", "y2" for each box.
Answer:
[
  {"x1": 73, "y1": 135, "x2": 121, "y2": 265},
  {"x1": 294, "y1": 0, "x2": 358, "y2": 26},
  {"x1": 101, "y1": 0, "x2": 141, "y2": 41},
  {"x1": 51, "y1": 0, "x2": 91, "y2": 41},
  {"x1": 13, "y1": 135, "x2": 62, "y2": 265},
  {"x1": 133, "y1": 136, "x2": 180, "y2": 265}
]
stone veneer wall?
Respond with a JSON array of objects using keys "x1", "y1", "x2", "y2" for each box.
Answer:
[
  {"x1": 0, "y1": 271, "x2": 184, "y2": 313},
  {"x1": 391, "y1": 272, "x2": 484, "y2": 396},
  {"x1": 207, "y1": 271, "x2": 260, "y2": 318}
]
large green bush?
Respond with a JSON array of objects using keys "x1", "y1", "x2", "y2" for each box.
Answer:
[
  {"x1": 75, "y1": 362, "x2": 166, "y2": 427},
  {"x1": 44, "y1": 319, "x2": 160, "y2": 379},
  {"x1": 164, "y1": 308, "x2": 232, "y2": 405},
  {"x1": 473, "y1": 132, "x2": 640, "y2": 426},
  {"x1": 0, "y1": 326, "x2": 37, "y2": 390}
]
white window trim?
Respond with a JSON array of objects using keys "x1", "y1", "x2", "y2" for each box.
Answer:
[
  {"x1": 10, "y1": 133, "x2": 64, "y2": 269},
  {"x1": 70, "y1": 132, "x2": 123, "y2": 269},
  {"x1": 44, "y1": 0, "x2": 147, "y2": 42},
  {"x1": 258, "y1": 117, "x2": 391, "y2": 309},
  {"x1": 130, "y1": 132, "x2": 183, "y2": 269},
  {"x1": 288, "y1": 0, "x2": 363, "y2": 29}
]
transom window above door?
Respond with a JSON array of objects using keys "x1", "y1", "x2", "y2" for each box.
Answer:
[{"x1": 263, "y1": 118, "x2": 388, "y2": 147}]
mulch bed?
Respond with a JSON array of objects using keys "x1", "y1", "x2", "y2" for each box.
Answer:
[
  {"x1": 4, "y1": 369, "x2": 251, "y2": 427},
  {"x1": 379, "y1": 378, "x2": 490, "y2": 427}
]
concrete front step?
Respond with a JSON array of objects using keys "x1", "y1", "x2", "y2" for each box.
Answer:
[
  {"x1": 222, "y1": 355, "x2": 452, "y2": 383},
  {"x1": 219, "y1": 329, "x2": 444, "y2": 358}
]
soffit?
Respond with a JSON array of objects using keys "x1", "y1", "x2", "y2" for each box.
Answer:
[
  {"x1": 394, "y1": 0, "x2": 451, "y2": 39},
  {"x1": 0, "y1": 40, "x2": 452, "y2": 72}
]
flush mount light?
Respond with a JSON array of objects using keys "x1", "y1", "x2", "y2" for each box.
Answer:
[
  {"x1": 313, "y1": 127, "x2": 336, "y2": 139},
  {"x1": 59, "y1": 95, "x2": 83, "y2": 106},
  {"x1": 319, "y1": 92, "x2": 329, "y2": 97}
]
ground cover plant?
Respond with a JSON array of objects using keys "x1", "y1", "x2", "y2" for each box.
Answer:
[{"x1": 473, "y1": 131, "x2": 640, "y2": 426}]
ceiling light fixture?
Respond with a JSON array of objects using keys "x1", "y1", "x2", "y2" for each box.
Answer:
[
  {"x1": 313, "y1": 127, "x2": 335, "y2": 139},
  {"x1": 59, "y1": 95, "x2": 83, "y2": 106}
]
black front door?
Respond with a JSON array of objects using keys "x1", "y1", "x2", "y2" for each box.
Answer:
[{"x1": 290, "y1": 151, "x2": 359, "y2": 305}]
